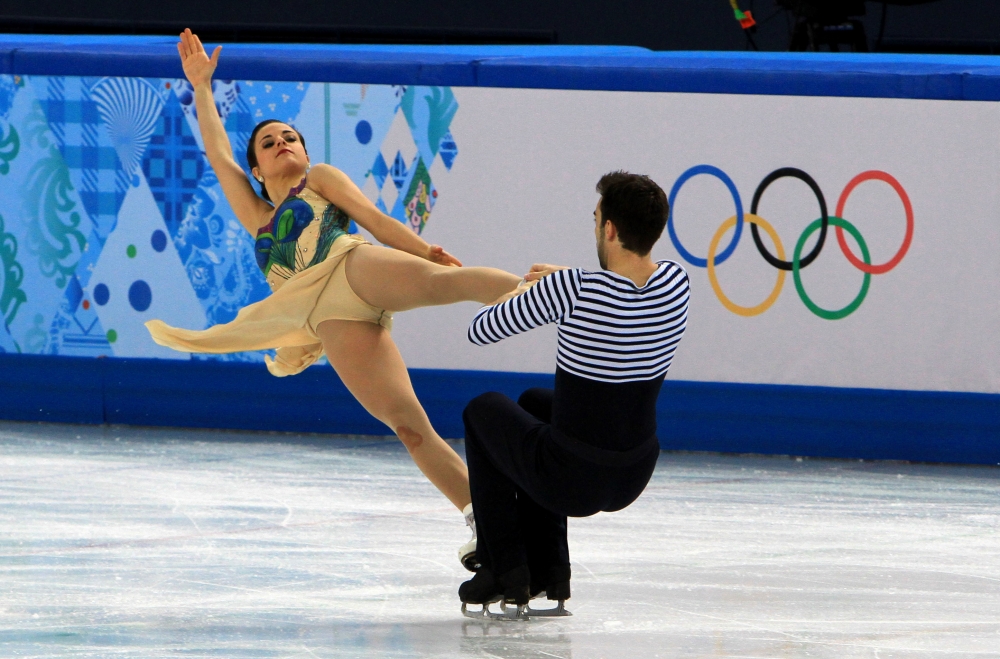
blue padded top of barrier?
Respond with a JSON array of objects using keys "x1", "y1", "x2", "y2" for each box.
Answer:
[{"x1": 2, "y1": 34, "x2": 999, "y2": 100}]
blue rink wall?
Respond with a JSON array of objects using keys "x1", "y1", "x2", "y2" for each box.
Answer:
[
  {"x1": 0, "y1": 36, "x2": 998, "y2": 465},
  {"x1": 0, "y1": 354, "x2": 997, "y2": 465}
]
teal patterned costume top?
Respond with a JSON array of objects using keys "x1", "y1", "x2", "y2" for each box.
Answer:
[{"x1": 254, "y1": 181, "x2": 352, "y2": 290}]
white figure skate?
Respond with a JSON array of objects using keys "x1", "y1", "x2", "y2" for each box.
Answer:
[{"x1": 458, "y1": 503, "x2": 480, "y2": 572}]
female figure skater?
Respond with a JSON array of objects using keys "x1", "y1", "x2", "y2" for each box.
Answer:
[{"x1": 147, "y1": 30, "x2": 522, "y2": 536}]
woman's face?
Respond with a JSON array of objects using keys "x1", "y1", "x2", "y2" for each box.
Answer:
[{"x1": 251, "y1": 123, "x2": 309, "y2": 181}]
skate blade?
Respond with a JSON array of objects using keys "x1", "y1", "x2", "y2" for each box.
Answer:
[
  {"x1": 461, "y1": 601, "x2": 529, "y2": 621},
  {"x1": 461, "y1": 600, "x2": 497, "y2": 620},
  {"x1": 526, "y1": 600, "x2": 572, "y2": 617}
]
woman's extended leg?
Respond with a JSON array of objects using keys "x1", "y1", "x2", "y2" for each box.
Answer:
[
  {"x1": 317, "y1": 318, "x2": 471, "y2": 510},
  {"x1": 345, "y1": 244, "x2": 521, "y2": 312}
]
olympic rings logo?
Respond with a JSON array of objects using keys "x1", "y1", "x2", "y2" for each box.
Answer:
[{"x1": 667, "y1": 165, "x2": 914, "y2": 320}]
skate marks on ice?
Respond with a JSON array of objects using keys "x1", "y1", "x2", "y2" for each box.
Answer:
[{"x1": 1, "y1": 420, "x2": 999, "y2": 658}]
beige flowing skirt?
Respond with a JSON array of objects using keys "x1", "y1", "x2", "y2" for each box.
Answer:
[{"x1": 145, "y1": 234, "x2": 393, "y2": 377}]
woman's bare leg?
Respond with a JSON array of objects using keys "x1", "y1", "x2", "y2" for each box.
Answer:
[
  {"x1": 345, "y1": 244, "x2": 521, "y2": 312},
  {"x1": 317, "y1": 318, "x2": 470, "y2": 510}
]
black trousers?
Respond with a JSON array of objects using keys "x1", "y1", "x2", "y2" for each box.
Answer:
[{"x1": 463, "y1": 388, "x2": 660, "y2": 578}]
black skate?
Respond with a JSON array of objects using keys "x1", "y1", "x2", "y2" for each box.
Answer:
[
  {"x1": 527, "y1": 564, "x2": 572, "y2": 617},
  {"x1": 459, "y1": 566, "x2": 530, "y2": 621}
]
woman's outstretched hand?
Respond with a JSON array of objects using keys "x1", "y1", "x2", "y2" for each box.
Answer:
[
  {"x1": 177, "y1": 28, "x2": 221, "y2": 88},
  {"x1": 524, "y1": 263, "x2": 569, "y2": 282},
  {"x1": 427, "y1": 245, "x2": 463, "y2": 267}
]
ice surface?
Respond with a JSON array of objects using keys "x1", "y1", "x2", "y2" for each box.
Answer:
[{"x1": 1, "y1": 421, "x2": 998, "y2": 658}]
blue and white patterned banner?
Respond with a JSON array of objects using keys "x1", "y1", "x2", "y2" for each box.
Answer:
[{"x1": 0, "y1": 75, "x2": 459, "y2": 361}]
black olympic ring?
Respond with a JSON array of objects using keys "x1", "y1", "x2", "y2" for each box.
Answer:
[{"x1": 749, "y1": 167, "x2": 828, "y2": 272}]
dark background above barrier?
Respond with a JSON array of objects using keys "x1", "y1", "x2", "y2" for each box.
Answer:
[
  {"x1": 0, "y1": 0, "x2": 998, "y2": 53},
  {"x1": 1, "y1": 354, "x2": 996, "y2": 466}
]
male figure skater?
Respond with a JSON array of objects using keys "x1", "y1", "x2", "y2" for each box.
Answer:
[{"x1": 458, "y1": 171, "x2": 690, "y2": 619}]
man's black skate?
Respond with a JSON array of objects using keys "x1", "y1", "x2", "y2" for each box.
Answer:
[
  {"x1": 459, "y1": 566, "x2": 531, "y2": 621},
  {"x1": 527, "y1": 564, "x2": 572, "y2": 617}
]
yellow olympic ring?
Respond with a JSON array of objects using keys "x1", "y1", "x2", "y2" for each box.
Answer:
[{"x1": 707, "y1": 214, "x2": 786, "y2": 317}]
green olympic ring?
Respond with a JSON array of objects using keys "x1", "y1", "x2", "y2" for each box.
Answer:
[{"x1": 793, "y1": 216, "x2": 871, "y2": 320}]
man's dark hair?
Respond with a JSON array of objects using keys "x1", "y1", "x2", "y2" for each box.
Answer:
[
  {"x1": 595, "y1": 171, "x2": 669, "y2": 255},
  {"x1": 247, "y1": 119, "x2": 308, "y2": 202}
]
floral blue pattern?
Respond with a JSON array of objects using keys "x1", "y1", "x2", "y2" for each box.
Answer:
[{"x1": 174, "y1": 169, "x2": 270, "y2": 327}]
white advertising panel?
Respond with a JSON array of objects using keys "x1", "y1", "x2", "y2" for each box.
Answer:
[{"x1": 392, "y1": 89, "x2": 1000, "y2": 394}]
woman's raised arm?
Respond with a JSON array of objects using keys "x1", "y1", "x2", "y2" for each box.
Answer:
[
  {"x1": 307, "y1": 164, "x2": 463, "y2": 266},
  {"x1": 178, "y1": 29, "x2": 272, "y2": 233}
]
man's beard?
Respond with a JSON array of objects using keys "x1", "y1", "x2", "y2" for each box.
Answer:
[{"x1": 597, "y1": 233, "x2": 608, "y2": 270}]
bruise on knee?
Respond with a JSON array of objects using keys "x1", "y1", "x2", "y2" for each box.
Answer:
[{"x1": 396, "y1": 425, "x2": 424, "y2": 450}]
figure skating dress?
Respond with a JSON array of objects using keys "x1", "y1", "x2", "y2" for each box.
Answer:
[{"x1": 146, "y1": 182, "x2": 392, "y2": 376}]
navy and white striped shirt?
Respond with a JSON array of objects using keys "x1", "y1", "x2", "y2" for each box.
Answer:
[{"x1": 469, "y1": 261, "x2": 690, "y2": 383}]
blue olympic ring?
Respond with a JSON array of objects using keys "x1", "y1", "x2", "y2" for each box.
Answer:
[{"x1": 667, "y1": 165, "x2": 744, "y2": 268}]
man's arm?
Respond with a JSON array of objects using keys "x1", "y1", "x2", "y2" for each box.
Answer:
[
  {"x1": 487, "y1": 263, "x2": 572, "y2": 305},
  {"x1": 468, "y1": 268, "x2": 581, "y2": 345}
]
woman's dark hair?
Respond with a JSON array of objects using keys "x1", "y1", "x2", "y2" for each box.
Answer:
[
  {"x1": 595, "y1": 171, "x2": 669, "y2": 255},
  {"x1": 246, "y1": 119, "x2": 308, "y2": 202}
]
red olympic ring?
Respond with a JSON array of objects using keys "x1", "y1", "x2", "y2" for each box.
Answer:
[{"x1": 834, "y1": 170, "x2": 913, "y2": 275}]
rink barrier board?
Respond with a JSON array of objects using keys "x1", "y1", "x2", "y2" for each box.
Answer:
[
  {"x1": 0, "y1": 37, "x2": 998, "y2": 463},
  {"x1": 0, "y1": 354, "x2": 996, "y2": 466},
  {"x1": 2, "y1": 36, "x2": 1000, "y2": 100}
]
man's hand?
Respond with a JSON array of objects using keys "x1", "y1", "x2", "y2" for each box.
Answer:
[
  {"x1": 488, "y1": 278, "x2": 537, "y2": 306},
  {"x1": 427, "y1": 244, "x2": 463, "y2": 267},
  {"x1": 485, "y1": 263, "x2": 567, "y2": 305},
  {"x1": 524, "y1": 263, "x2": 569, "y2": 282}
]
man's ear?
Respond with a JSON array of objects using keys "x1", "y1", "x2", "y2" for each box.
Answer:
[{"x1": 604, "y1": 219, "x2": 618, "y2": 243}]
